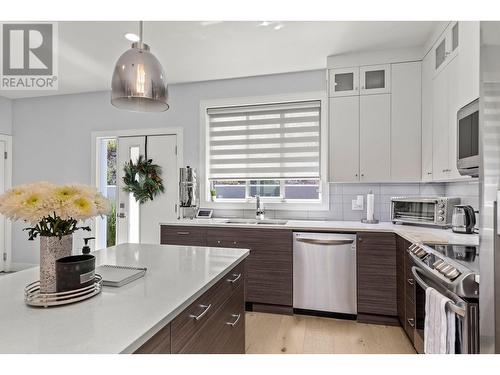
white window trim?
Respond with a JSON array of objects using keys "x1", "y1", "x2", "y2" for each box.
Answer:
[{"x1": 199, "y1": 92, "x2": 329, "y2": 211}]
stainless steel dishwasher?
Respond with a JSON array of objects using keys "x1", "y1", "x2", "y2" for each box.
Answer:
[{"x1": 293, "y1": 232, "x2": 357, "y2": 315}]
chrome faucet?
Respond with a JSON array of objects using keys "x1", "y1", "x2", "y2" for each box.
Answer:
[{"x1": 255, "y1": 195, "x2": 265, "y2": 220}]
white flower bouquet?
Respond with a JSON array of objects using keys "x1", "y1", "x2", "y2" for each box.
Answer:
[{"x1": 0, "y1": 181, "x2": 110, "y2": 240}]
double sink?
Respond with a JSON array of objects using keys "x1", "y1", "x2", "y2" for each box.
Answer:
[{"x1": 221, "y1": 218, "x2": 288, "y2": 226}]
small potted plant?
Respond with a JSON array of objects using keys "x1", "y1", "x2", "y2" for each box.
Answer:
[
  {"x1": 0, "y1": 182, "x2": 110, "y2": 293},
  {"x1": 210, "y1": 188, "x2": 217, "y2": 202}
]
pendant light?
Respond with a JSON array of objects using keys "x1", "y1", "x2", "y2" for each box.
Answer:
[{"x1": 111, "y1": 21, "x2": 169, "y2": 112}]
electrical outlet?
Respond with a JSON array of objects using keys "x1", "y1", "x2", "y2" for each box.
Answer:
[{"x1": 352, "y1": 195, "x2": 364, "y2": 211}]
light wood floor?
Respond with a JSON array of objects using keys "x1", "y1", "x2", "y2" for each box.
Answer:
[{"x1": 245, "y1": 312, "x2": 416, "y2": 354}]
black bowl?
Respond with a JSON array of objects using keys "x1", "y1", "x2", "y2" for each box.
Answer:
[{"x1": 56, "y1": 255, "x2": 96, "y2": 292}]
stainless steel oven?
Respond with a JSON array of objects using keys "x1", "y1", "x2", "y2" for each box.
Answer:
[
  {"x1": 391, "y1": 197, "x2": 460, "y2": 227},
  {"x1": 457, "y1": 99, "x2": 479, "y2": 177},
  {"x1": 408, "y1": 243, "x2": 480, "y2": 354}
]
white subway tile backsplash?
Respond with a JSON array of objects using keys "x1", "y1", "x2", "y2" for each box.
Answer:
[
  {"x1": 342, "y1": 184, "x2": 381, "y2": 195},
  {"x1": 380, "y1": 184, "x2": 421, "y2": 195},
  {"x1": 209, "y1": 181, "x2": 479, "y2": 223},
  {"x1": 419, "y1": 183, "x2": 446, "y2": 195}
]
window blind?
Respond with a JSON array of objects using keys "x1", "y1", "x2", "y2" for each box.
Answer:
[{"x1": 207, "y1": 100, "x2": 321, "y2": 180}]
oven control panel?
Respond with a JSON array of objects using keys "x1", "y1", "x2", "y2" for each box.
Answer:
[{"x1": 407, "y1": 243, "x2": 479, "y2": 298}]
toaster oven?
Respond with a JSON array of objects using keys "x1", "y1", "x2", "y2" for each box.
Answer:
[{"x1": 391, "y1": 197, "x2": 460, "y2": 227}]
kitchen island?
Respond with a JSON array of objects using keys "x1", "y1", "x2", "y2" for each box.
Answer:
[{"x1": 0, "y1": 243, "x2": 249, "y2": 354}]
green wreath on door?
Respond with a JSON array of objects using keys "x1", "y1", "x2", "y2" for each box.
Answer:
[{"x1": 122, "y1": 155, "x2": 165, "y2": 204}]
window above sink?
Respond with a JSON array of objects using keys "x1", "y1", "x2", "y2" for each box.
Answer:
[{"x1": 199, "y1": 92, "x2": 329, "y2": 211}]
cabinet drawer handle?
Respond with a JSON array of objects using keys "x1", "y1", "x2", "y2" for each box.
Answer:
[
  {"x1": 227, "y1": 273, "x2": 242, "y2": 283},
  {"x1": 407, "y1": 318, "x2": 415, "y2": 328},
  {"x1": 407, "y1": 278, "x2": 414, "y2": 286},
  {"x1": 226, "y1": 313, "x2": 241, "y2": 327},
  {"x1": 177, "y1": 231, "x2": 190, "y2": 235},
  {"x1": 189, "y1": 304, "x2": 212, "y2": 320}
]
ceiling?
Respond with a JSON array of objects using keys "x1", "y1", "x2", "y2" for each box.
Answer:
[{"x1": 0, "y1": 21, "x2": 438, "y2": 99}]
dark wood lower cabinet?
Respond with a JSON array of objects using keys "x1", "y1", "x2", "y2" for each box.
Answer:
[
  {"x1": 134, "y1": 261, "x2": 245, "y2": 354},
  {"x1": 161, "y1": 225, "x2": 293, "y2": 311},
  {"x1": 357, "y1": 232, "x2": 397, "y2": 321},
  {"x1": 396, "y1": 234, "x2": 416, "y2": 345}
]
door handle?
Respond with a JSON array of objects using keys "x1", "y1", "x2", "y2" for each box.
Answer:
[
  {"x1": 189, "y1": 304, "x2": 212, "y2": 320},
  {"x1": 296, "y1": 238, "x2": 354, "y2": 245},
  {"x1": 227, "y1": 273, "x2": 242, "y2": 283},
  {"x1": 226, "y1": 313, "x2": 241, "y2": 327},
  {"x1": 407, "y1": 318, "x2": 415, "y2": 328}
]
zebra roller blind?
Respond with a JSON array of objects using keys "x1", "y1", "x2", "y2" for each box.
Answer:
[{"x1": 207, "y1": 100, "x2": 321, "y2": 180}]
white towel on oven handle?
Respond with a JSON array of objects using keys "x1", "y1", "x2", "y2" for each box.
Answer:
[{"x1": 424, "y1": 287, "x2": 456, "y2": 354}]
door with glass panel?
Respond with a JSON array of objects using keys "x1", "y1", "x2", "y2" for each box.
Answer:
[
  {"x1": 116, "y1": 135, "x2": 178, "y2": 245},
  {"x1": 329, "y1": 67, "x2": 359, "y2": 97}
]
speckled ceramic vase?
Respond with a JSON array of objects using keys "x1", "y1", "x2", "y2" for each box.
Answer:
[{"x1": 39, "y1": 235, "x2": 72, "y2": 293}]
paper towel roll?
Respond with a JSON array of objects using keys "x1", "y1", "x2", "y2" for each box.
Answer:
[{"x1": 366, "y1": 191, "x2": 374, "y2": 221}]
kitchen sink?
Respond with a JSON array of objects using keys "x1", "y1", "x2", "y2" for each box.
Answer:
[
  {"x1": 224, "y1": 218, "x2": 288, "y2": 225},
  {"x1": 256, "y1": 219, "x2": 288, "y2": 225},
  {"x1": 225, "y1": 219, "x2": 260, "y2": 224}
]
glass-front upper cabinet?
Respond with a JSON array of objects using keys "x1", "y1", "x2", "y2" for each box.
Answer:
[
  {"x1": 434, "y1": 21, "x2": 459, "y2": 74},
  {"x1": 359, "y1": 64, "x2": 391, "y2": 95},
  {"x1": 329, "y1": 67, "x2": 359, "y2": 97}
]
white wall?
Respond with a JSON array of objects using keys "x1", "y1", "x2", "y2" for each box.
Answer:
[
  {"x1": 0, "y1": 96, "x2": 12, "y2": 135},
  {"x1": 10, "y1": 69, "x2": 326, "y2": 263}
]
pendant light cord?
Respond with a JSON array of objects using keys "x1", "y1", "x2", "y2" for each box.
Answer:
[{"x1": 139, "y1": 21, "x2": 143, "y2": 43}]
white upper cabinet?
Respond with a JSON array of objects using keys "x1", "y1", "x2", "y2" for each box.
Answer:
[
  {"x1": 432, "y1": 60, "x2": 451, "y2": 180},
  {"x1": 329, "y1": 97, "x2": 360, "y2": 182},
  {"x1": 391, "y1": 62, "x2": 422, "y2": 181},
  {"x1": 428, "y1": 21, "x2": 477, "y2": 182},
  {"x1": 329, "y1": 67, "x2": 359, "y2": 97},
  {"x1": 360, "y1": 64, "x2": 391, "y2": 95},
  {"x1": 359, "y1": 94, "x2": 391, "y2": 182},
  {"x1": 434, "y1": 22, "x2": 460, "y2": 76},
  {"x1": 458, "y1": 21, "x2": 480, "y2": 107},
  {"x1": 421, "y1": 52, "x2": 434, "y2": 181}
]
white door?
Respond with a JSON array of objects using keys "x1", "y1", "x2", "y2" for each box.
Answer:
[
  {"x1": 359, "y1": 94, "x2": 391, "y2": 182},
  {"x1": 139, "y1": 135, "x2": 178, "y2": 244},
  {"x1": 0, "y1": 141, "x2": 5, "y2": 272},
  {"x1": 360, "y1": 64, "x2": 391, "y2": 95},
  {"x1": 116, "y1": 135, "x2": 178, "y2": 245},
  {"x1": 391, "y1": 61, "x2": 422, "y2": 182},
  {"x1": 329, "y1": 67, "x2": 359, "y2": 97},
  {"x1": 329, "y1": 96, "x2": 360, "y2": 182}
]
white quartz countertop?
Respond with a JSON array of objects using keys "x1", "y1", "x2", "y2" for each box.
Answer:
[
  {"x1": 161, "y1": 219, "x2": 479, "y2": 246},
  {"x1": 0, "y1": 243, "x2": 249, "y2": 354}
]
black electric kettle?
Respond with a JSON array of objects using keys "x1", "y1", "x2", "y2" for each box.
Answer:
[{"x1": 451, "y1": 205, "x2": 476, "y2": 234}]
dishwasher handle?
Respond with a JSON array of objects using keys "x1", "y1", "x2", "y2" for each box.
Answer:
[{"x1": 295, "y1": 238, "x2": 354, "y2": 246}]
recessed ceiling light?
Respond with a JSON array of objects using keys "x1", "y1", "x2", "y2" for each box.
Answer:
[
  {"x1": 124, "y1": 33, "x2": 140, "y2": 42},
  {"x1": 259, "y1": 21, "x2": 271, "y2": 27},
  {"x1": 274, "y1": 24, "x2": 284, "y2": 30}
]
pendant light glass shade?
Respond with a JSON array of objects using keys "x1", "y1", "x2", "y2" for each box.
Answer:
[{"x1": 111, "y1": 24, "x2": 169, "y2": 112}]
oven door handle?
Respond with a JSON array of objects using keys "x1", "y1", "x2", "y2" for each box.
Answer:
[{"x1": 411, "y1": 266, "x2": 466, "y2": 317}]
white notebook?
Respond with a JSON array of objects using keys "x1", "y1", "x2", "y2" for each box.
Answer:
[{"x1": 95, "y1": 265, "x2": 147, "y2": 287}]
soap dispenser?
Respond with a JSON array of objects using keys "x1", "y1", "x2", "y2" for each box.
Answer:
[{"x1": 82, "y1": 237, "x2": 95, "y2": 254}]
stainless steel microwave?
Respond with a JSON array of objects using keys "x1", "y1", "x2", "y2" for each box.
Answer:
[
  {"x1": 391, "y1": 197, "x2": 460, "y2": 227},
  {"x1": 457, "y1": 99, "x2": 479, "y2": 177}
]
